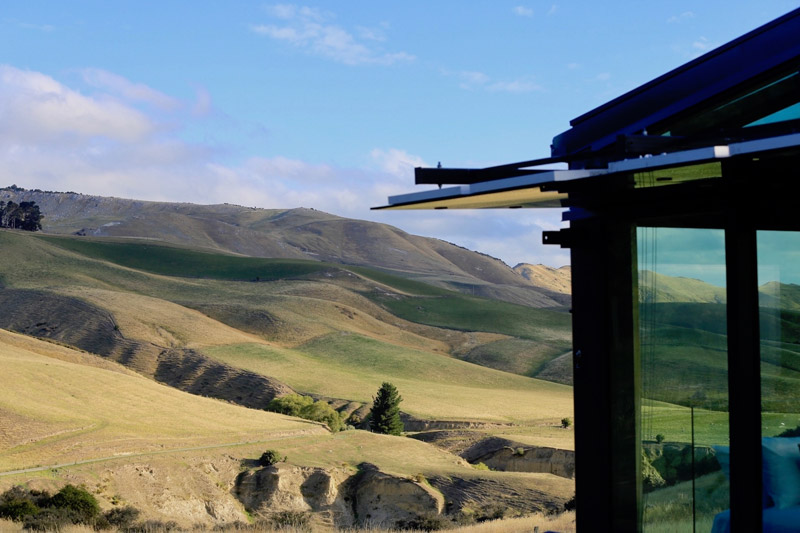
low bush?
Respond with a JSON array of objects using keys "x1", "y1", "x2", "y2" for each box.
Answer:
[
  {"x1": 49, "y1": 484, "x2": 101, "y2": 522},
  {"x1": 266, "y1": 394, "x2": 345, "y2": 432},
  {"x1": 269, "y1": 510, "x2": 311, "y2": 531},
  {"x1": 259, "y1": 449, "x2": 285, "y2": 467},
  {"x1": 105, "y1": 505, "x2": 141, "y2": 527},
  {"x1": 1, "y1": 484, "x2": 142, "y2": 531},
  {"x1": 561, "y1": 417, "x2": 572, "y2": 428},
  {"x1": 0, "y1": 499, "x2": 39, "y2": 521}
]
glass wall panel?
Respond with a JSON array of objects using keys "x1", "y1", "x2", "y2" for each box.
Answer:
[
  {"x1": 757, "y1": 231, "x2": 800, "y2": 529},
  {"x1": 638, "y1": 227, "x2": 730, "y2": 532}
]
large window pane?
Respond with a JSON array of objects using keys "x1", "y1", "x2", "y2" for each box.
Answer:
[
  {"x1": 638, "y1": 227, "x2": 730, "y2": 532},
  {"x1": 758, "y1": 231, "x2": 800, "y2": 528}
]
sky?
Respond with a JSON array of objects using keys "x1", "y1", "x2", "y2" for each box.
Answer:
[{"x1": 1, "y1": 1, "x2": 798, "y2": 269}]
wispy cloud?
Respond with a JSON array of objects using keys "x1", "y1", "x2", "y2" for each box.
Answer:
[
  {"x1": 547, "y1": 4, "x2": 558, "y2": 16},
  {"x1": 17, "y1": 21, "x2": 54, "y2": 32},
  {"x1": 446, "y1": 69, "x2": 543, "y2": 93},
  {"x1": 370, "y1": 148, "x2": 426, "y2": 180},
  {"x1": 251, "y1": 4, "x2": 414, "y2": 66},
  {"x1": 667, "y1": 11, "x2": 695, "y2": 23},
  {"x1": 80, "y1": 68, "x2": 180, "y2": 111},
  {"x1": 692, "y1": 36, "x2": 714, "y2": 52},
  {"x1": 487, "y1": 79, "x2": 543, "y2": 93},
  {"x1": 513, "y1": 6, "x2": 534, "y2": 18}
]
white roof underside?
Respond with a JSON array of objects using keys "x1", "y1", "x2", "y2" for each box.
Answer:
[{"x1": 376, "y1": 133, "x2": 800, "y2": 210}]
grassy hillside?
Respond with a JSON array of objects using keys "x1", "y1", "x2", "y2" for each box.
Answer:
[
  {"x1": 0, "y1": 329, "x2": 574, "y2": 530},
  {"x1": 0, "y1": 230, "x2": 574, "y2": 425},
  {"x1": 30, "y1": 233, "x2": 573, "y2": 381},
  {"x1": 204, "y1": 337, "x2": 572, "y2": 423},
  {"x1": 0, "y1": 329, "x2": 324, "y2": 472},
  {"x1": 3, "y1": 188, "x2": 570, "y2": 308}
]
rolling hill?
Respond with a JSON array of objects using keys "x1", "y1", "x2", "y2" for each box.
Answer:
[
  {"x1": 1, "y1": 187, "x2": 570, "y2": 309},
  {"x1": 0, "y1": 229, "x2": 573, "y2": 422},
  {"x1": 0, "y1": 193, "x2": 578, "y2": 528}
]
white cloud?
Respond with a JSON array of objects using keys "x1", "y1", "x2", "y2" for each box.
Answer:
[
  {"x1": 80, "y1": 68, "x2": 179, "y2": 110},
  {"x1": 370, "y1": 148, "x2": 427, "y2": 180},
  {"x1": 667, "y1": 11, "x2": 695, "y2": 23},
  {"x1": 692, "y1": 37, "x2": 713, "y2": 51},
  {"x1": 547, "y1": 4, "x2": 558, "y2": 16},
  {"x1": 0, "y1": 65, "x2": 155, "y2": 143},
  {"x1": 595, "y1": 72, "x2": 611, "y2": 81},
  {"x1": 252, "y1": 5, "x2": 414, "y2": 66},
  {"x1": 487, "y1": 79, "x2": 543, "y2": 93},
  {"x1": 513, "y1": 6, "x2": 534, "y2": 17},
  {"x1": 445, "y1": 69, "x2": 542, "y2": 93},
  {"x1": 0, "y1": 65, "x2": 566, "y2": 268}
]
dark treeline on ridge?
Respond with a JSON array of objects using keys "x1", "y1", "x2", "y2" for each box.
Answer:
[{"x1": 0, "y1": 197, "x2": 42, "y2": 231}]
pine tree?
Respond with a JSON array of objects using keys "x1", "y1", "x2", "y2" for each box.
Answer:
[{"x1": 369, "y1": 382, "x2": 404, "y2": 435}]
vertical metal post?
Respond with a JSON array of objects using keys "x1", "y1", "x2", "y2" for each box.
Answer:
[
  {"x1": 724, "y1": 160, "x2": 763, "y2": 533},
  {"x1": 569, "y1": 215, "x2": 642, "y2": 532}
]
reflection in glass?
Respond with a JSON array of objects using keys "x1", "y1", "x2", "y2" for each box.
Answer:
[
  {"x1": 758, "y1": 231, "x2": 800, "y2": 530},
  {"x1": 638, "y1": 228, "x2": 730, "y2": 532}
]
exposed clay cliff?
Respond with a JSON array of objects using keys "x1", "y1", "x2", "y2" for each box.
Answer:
[{"x1": 234, "y1": 463, "x2": 443, "y2": 529}]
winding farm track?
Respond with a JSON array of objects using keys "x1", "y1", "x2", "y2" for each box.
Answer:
[{"x1": 0, "y1": 430, "x2": 320, "y2": 478}]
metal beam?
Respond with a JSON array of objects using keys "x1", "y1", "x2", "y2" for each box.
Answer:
[{"x1": 567, "y1": 216, "x2": 641, "y2": 532}]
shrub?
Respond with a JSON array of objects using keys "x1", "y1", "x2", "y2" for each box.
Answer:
[
  {"x1": 655, "y1": 433, "x2": 665, "y2": 444},
  {"x1": 48, "y1": 484, "x2": 100, "y2": 522},
  {"x1": 472, "y1": 462, "x2": 490, "y2": 471},
  {"x1": 104, "y1": 505, "x2": 140, "y2": 527},
  {"x1": 561, "y1": 417, "x2": 572, "y2": 428},
  {"x1": 267, "y1": 394, "x2": 345, "y2": 432},
  {"x1": 266, "y1": 394, "x2": 313, "y2": 417},
  {"x1": 513, "y1": 447, "x2": 526, "y2": 456},
  {"x1": 269, "y1": 510, "x2": 311, "y2": 531},
  {"x1": 0, "y1": 498, "x2": 39, "y2": 521},
  {"x1": 23, "y1": 508, "x2": 83, "y2": 531},
  {"x1": 300, "y1": 400, "x2": 344, "y2": 432},
  {"x1": 259, "y1": 449, "x2": 284, "y2": 467}
]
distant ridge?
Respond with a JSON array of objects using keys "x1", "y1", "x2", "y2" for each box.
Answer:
[
  {"x1": 1, "y1": 187, "x2": 570, "y2": 308},
  {"x1": 513, "y1": 264, "x2": 571, "y2": 295}
]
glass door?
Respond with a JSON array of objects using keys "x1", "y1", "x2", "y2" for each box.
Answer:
[
  {"x1": 757, "y1": 231, "x2": 800, "y2": 529},
  {"x1": 638, "y1": 227, "x2": 730, "y2": 532}
]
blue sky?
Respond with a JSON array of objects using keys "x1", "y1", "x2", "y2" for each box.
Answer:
[{"x1": 1, "y1": 1, "x2": 797, "y2": 269}]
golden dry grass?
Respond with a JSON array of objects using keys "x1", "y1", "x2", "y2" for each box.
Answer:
[
  {"x1": 0, "y1": 512, "x2": 576, "y2": 532},
  {"x1": 0, "y1": 329, "x2": 325, "y2": 473},
  {"x1": 60, "y1": 286, "x2": 260, "y2": 349},
  {"x1": 207, "y1": 341, "x2": 572, "y2": 424}
]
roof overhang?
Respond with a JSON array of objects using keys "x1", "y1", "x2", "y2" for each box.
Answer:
[{"x1": 374, "y1": 133, "x2": 800, "y2": 211}]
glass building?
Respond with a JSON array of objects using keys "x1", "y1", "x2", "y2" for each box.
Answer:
[{"x1": 378, "y1": 8, "x2": 800, "y2": 533}]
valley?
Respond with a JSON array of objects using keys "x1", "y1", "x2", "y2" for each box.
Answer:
[{"x1": 0, "y1": 190, "x2": 579, "y2": 529}]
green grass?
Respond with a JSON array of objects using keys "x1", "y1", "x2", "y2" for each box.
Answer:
[
  {"x1": 641, "y1": 402, "x2": 799, "y2": 446},
  {"x1": 371, "y1": 292, "x2": 571, "y2": 344},
  {"x1": 203, "y1": 337, "x2": 573, "y2": 423},
  {"x1": 458, "y1": 338, "x2": 568, "y2": 378},
  {"x1": 642, "y1": 471, "x2": 728, "y2": 532},
  {"x1": 36, "y1": 235, "x2": 330, "y2": 281}
]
